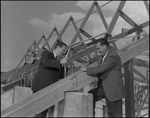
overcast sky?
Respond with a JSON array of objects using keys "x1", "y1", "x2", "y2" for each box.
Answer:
[{"x1": 1, "y1": 1, "x2": 149, "y2": 72}]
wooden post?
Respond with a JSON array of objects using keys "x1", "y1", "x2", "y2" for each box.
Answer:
[
  {"x1": 124, "y1": 59, "x2": 135, "y2": 117},
  {"x1": 63, "y1": 92, "x2": 93, "y2": 117}
]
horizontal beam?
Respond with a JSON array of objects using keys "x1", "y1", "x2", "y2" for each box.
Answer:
[
  {"x1": 119, "y1": 35, "x2": 149, "y2": 64},
  {"x1": 111, "y1": 21, "x2": 149, "y2": 40},
  {"x1": 133, "y1": 58, "x2": 149, "y2": 68}
]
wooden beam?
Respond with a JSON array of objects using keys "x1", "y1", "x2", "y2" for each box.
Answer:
[
  {"x1": 107, "y1": 1, "x2": 126, "y2": 34},
  {"x1": 1, "y1": 39, "x2": 39, "y2": 83},
  {"x1": 1, "y1": 61, "x2": 39, "y2": 94},
  {"x1": 25, "y1": 36, "x2": 44, "y2": 62},
  {"x1": 133, "y1": 58, "x2": 149, "y2": 68},
  {"x1": 119, "y1": 35, "x2": 149, "y2": 64},
  {"x1": 124, "y1": 59, "x2": 135, "y2": 117},
  {"x1": 1, "y1": 40, "x2": 37, "y2": 83},
  {"x1": 52, "y1": 27, "x2": 63, "y2": 50},
  {"x1": 71, "y1": 16, "x2": 84, "y2": 42},
  {"x1": 94, "y1": 1, "x2": 108, "y2": 29},
  {"x1": 79, "y1": 28, "x2": 98, "y2": 58},
  {"x1": 16, "y1": 40, "x2": 36, "y2": 68},
  {"x1": 143, "y1": 1, "x2": 149, "y2": 15},
  {"x1": 106, "y1": 1, "x2": 126, "y2": 49},
  {"x1": 71, "y1": 1, "x2": 96, "y2": 44},
  {"x1": 118, "y1": 10, "x2": 143, "y2": 32},
  {"x1": 133, "y1": 68, "x2": 147, "y2": 81},
  {"x1": 111, "y1": 21, "x2": 149, "y2": 40},
  {"x1": 43, "y1": 35, "x2": 51, "y2": 50},
  {"x1": 56, "y1": 16, "x2": 72, "y2": 41},
  {"x1": 41, "y1": 27, "x2": 55, "y2": 50}
]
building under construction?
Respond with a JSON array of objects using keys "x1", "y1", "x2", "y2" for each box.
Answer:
[{"x1": 1, "y1": 1, "x2": 149, "y2": 117}]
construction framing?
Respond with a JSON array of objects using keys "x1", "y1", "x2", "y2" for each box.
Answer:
[{"x1": 1, "y1": 1, "x2": 149, "y2": 117}]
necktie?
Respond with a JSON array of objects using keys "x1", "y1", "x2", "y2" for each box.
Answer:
[
  {"x1": 101, "y1": 52, "x2": 108, "y2": 64},
  {"x1": 98, "y1": 56, "x2": 103, "y2": 64}
]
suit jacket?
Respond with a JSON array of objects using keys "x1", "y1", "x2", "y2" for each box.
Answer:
[
  {"x1": 59, "y1": 64, "x2": 69, "y2": 79},
  {"x1": 32, "y1": 50, "x2": 61, "y2": 92},
  {"x1": 87, "y1": 46, "x2": 126, "y2": 102}
]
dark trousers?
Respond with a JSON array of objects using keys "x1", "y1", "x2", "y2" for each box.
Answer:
[
  {"x1": 33, "y1": 91, "x2": 54, "y2": 117},
  {"x1": 88, "y1": 86, "x2": 122, "y2": 117}
]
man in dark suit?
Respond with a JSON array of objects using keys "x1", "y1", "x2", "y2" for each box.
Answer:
[
  {"x1": 81, "y1": 38, "x2": 126, "y2": 117},
  {"x1": 32, "y1": 40, "x2": 67, "y2": 117}
]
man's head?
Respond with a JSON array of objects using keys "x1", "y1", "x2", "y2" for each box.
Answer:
[
  {"x1": 54, "y1": 40, "x2": 67, "y2": 57},
  {"x1": 96, "y1": 38, "x2": 110, "y2": 56}
]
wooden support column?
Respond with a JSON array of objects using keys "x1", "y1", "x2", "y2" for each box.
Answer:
[
  {"x1": 16, "y1": 40, "x2": 36, "y2": 68},
  {"x1": 124, "y1": 59, "x2": 135, "y2": 117},
  {"x1": 63, "y1": 92, "x2": 93, "y2": 117},
  {"x1": 52, "y1": 27, "x2": 62, "y2": 50}
]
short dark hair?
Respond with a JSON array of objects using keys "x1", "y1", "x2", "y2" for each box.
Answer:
[
  {"x1": 98, "y1": 38, "x2": 110, "y2": 47},
  {"x1": 55, "y1": 40, "x2": 67, "y2": 49}
]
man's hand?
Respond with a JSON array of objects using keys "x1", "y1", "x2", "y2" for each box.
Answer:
[
  {"x1": 80, "y1": 64, "x2": 87, "y2": 72},
  {"x1": 60, "y1": 57, "x2": 68, "y2": 64}
]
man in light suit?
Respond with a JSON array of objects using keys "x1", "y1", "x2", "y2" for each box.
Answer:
[
  {"x1": 81, "y1": 38, "x2": 126, "y2": 117},
  {"x1": 32, "y1": 40, "x2": 67, "y2": 117}
]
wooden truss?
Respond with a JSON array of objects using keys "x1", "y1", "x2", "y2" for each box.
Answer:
[{"x1": 1, "y1": 1, "x2": 149, "y2": 117}]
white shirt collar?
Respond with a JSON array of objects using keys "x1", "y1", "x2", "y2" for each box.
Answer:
[
  {"x1": 53, "y1": 51, "x2": 57, "y2": 58},
  {"x1": 102, "y1": 51, "x2": 108, "y2": 63}
]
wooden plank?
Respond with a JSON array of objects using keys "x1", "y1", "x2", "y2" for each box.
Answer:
[
  {"x1": 52, "y1": 16, "x2": 72, "y2": 50},
  {"x1": 79, "y1": 28, "x2": 98, "y2": 58},
  {"x1": 41, "y1": 27, "x2": 55, "y2": 50},
  {"x1": 2, "y1": 39, "x2": 38, "y2": 83},
  {"x1": 43, "y1": 35, "x2": 51, "y2": 50},
  {"x1": 94, "y1": 1, "x2": 108, "y2": 29},
  {"x1": 70, "y1": 1, "x2": 96, "y2": 44},
  {"x1": 118, "y1": 10, "x2": 142, "y2": 32},
  {"x1": 143, "y1": 1, "x2": 149, "y2": 15},
  {"x1": 106, "y1": 1, "x2": 126, "y2": 49},
  {"x1": 25, "y1": 39, "x2": 42, "y2": 62},
  {"x1": 16, "y1": 40, "x2": 36, "y2": 68},
  {"x1": 53, "y1": 102, "x2": 58, "y2": 117},
  {"x1": 52, "y1": 27, "x2": 63, "y2": 50},
  {"x1": 133, "y1": 68, "x2": 147, "y2": 80},
  {"x1": 71, "y1": 16, "x2": 84, "y2": 43},
  {"x1": 111, "y1": 21, "x2": 149, "y2": 40},
  {"x1": 1, "y1": 62, "x2": 39, "y2": 95},
  {"x1": 124, "y1": 59, "x2": 135, "y2": 117},
  {"x1": 107, "y1": 1, "x2": 126, "y2": 34},
  {"x1": 119, "y1": 35, "x2": 149, "y2": 64},
  {"x1": 133, "y1": 58, "x2": 149, "y2": 68}
]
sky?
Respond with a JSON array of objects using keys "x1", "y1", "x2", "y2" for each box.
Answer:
[{"x1": 1, "y1": 1, "x2": 149, "y2": 72}]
